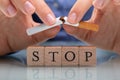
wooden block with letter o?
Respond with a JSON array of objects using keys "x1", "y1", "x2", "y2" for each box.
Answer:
[
  {"x1": 45, "y1": 46, "x2": 62, "y2": 66},
  {"x1": 62, "y1": 46, "x2": 79, "y2": 66},
  {"x1": 27, "y1": 46, "x2": 44, "y2": 66},
  {"x1": 79, "y1": 46, "x2": 96, "y2": 66}
]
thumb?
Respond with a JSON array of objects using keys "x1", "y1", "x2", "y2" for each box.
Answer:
[
  {"x1": 24, "y1": 17, "x2": 61, "y2": 44},
  {"x1": 29, "y1": 24, "x2": 61, "y2": 44},
  {"x1": 63, "y1": 24, "x2": 97, "y2": 44}
]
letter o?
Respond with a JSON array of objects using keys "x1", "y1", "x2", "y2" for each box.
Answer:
[{"x1": 65, "y1": 51, "x2": 76, "y2": 62}]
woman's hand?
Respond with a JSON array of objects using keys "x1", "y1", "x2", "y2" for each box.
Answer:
[
  {"x1": 0, "y1": 0, "x2": 57, "y2": 25},
  {"x1": 64, "y1": 0, "x2": 120, "y2": 54},
  {"x1": 0, "y1": 0, "x2": 60, "y2": 55}
]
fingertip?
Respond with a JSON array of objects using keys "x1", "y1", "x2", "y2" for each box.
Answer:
[
  {"x1": 7, "y1": 5, "x2": 17, "y2": 17},
  {"x1": 1, "y1": 4, "x2": 17, "y2": 17},
  {"x1": 23, "y1": 1, "x2": 36, "y2": 15},
  {"x1": 32, "y1": 0, "x2": 56, "y2": 26},
  {"x1": 46, "y1": 13, "x2": 56, "y2": 25},
  {"x1": 68, "y1": 0, "x2": 92, "y2": 24},
  {"x1": 68, "y1": 12, "x2": 79, "y2": 24}
]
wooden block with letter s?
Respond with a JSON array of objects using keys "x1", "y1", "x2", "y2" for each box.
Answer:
[{"x1": 27, "y1": 46, "x2": 44, "y2": 66}]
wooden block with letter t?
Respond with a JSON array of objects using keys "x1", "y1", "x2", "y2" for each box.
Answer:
[
  {"x1": 27, "y1": 46, "x2": 44, "y2": 66},
  {"x1": 62, "y1": 46, "x2": 79, "y2": 66},
  {"x1": 45, "y1": 46, "x2": 62, "y2": 67},
  {"x1": 79, "y1": 46, "x2": 96, "y2": 66}
]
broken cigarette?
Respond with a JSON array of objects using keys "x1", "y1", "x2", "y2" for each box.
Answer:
[
  {"x1": 26, "y1": 17, "x2": 79, "y2": 36},
  {"x1": 63, "y1": 17, "x2": 99, "y2": 31},
  {"x1": 60, "y1": 16, "x2": 80, "y2": 27},
  {"x1": 79, "y1": 22, "x2": 99, "y2": 31},
  {"x1": 26, "y1": 17, "x2": 63, "y2": 36},
  {"x1": 26, "y1": 16, "x2": 99, "y2": 36}
]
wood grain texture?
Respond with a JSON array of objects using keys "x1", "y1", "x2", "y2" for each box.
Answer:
[
  {"x1": 27, "y1": 46, "x2": 44, "y2": 66},
  {"x1": 27, "y1": 46, "x2": 96, "y2": 67},
  {"x1": 45, "y1": 46, "x2": 62, "y2": 67},
  {"x1": 79, "y1": 46, "x2": 96, "y2": 66},
  {"x1": 62, "y1": 46, "x2": 79, "y2": 66}
]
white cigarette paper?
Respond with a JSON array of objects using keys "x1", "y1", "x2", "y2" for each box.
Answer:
[
  {"x1": 26, "y1": 16, "x2": 79, "y2": 36},
  {"x1": 26, "y1": 17, "x2": 63, "y2": 36},
  {"x1": 64, "y1": 17, "x2": 79, "y2": 27}
]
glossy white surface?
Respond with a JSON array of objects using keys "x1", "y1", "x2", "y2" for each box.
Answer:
[{"x1": 0, "y1": 49, "x2": 119, "y2": 80}]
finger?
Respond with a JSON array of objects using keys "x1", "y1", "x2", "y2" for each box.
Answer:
[
  {"x1": 93, "y1": 0, "x2": 110, "y2": 9},
  {"x1": 32, "y1": 0, "x2": 56, "y2": 25},
  {"x1": 68, "y1": 0, "x2": 93, "y2": 24},
  {"x1": 0, "y1": 0, "x2": 17, "y2": 17},
  {"x1": 31, "y1": 26, "x2": 61, "y2": 44},
  {"x1": 11, "y1": 0, "x2": 56, "y2": 25},
  {"x1": 88, "y1": 8, "x2": 104, "y2": 24},
  {"x1": 11, "y1": 0, "x2": 35, "y2": 15},
  {"x1": 63, "y1": 24, "x2": 96, "y2": 44},
  {"x1": 90, "y1": 0, "x2": 111, "y2": 23}
]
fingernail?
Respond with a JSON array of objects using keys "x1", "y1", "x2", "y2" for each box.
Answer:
[
  {"x1": 68, "y1": 12, "x2": 77, "y2": 23},
  {"x1": 24, "y1": 1, "x2": 35, "y2": 14},
  {"x1": 46, "y1": 14, "x2": 56, "y2": 25},
  {"x1": 7, "y1": 5, "x2": 16, "y2": 17}
]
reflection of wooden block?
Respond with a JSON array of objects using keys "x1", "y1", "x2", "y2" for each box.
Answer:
[
  {"x1": 62, "y1": 47, "x2": 79, "y2": 66},
  {"x1": 79, "y1": 47, "x2": 96, "y2": 66},
  {"x1": 27, "y1": 46, "x2": 44, "y2": 66},
  {"x1": 45, "y1": 47, "x2": 61, "y2": 66}
]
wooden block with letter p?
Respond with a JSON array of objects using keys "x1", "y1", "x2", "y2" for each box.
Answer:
[
  {"x1": 27, "y1": 46, "x2": 44, "y2": 66},
  {"x1": 79, "y1": 46, "x2": 96, "y2": 66},
  {"x1": 45, "y1": 46, "x2": 61, "y2": 67},
  {"x1": 62, "y1": 46, "x2": 79, "y2": 66}
]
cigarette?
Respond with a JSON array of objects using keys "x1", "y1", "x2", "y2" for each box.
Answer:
[
  {"x1": 79, "y1": 22, "x2": 99, "y2": 31},
  {"x1": 63, "y1": 17, "x2": 79, "y2": 27},
  {"x1": 26, "y1": 16, "x2": 79, "y2": 36},
  {"x1": 26, "y1": 17, "x2": 63, "y2": 36},
  {"x1": 26, "y1": 16, "x2": 99, "y2": 36},
  {"x1": 63, "y1": 16, "x2": 99, "y2": 31}
]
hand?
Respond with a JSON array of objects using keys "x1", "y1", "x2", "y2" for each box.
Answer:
[
  {"x1": 0, "y1": 0, "x2": 60, "y2": 55},
  {"x1": 64, "y1": 0, "x2": 120, "y2": 54}
]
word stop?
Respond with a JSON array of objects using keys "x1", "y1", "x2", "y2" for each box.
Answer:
[{"x1": 27, "y1": 46, "x2": 96, "y2": 67}]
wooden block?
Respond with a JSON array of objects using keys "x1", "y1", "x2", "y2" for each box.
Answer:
[
  {"x1": 27, "y1": 46, "x2": 44, "y2": 66},
  {"x1": 62, "y1": 47, "x2": 79, "y2": 66},
  {"x1": 79, "y1": 46, "x2": 96, "y2": 66},
  {"x1": 45, "y1": 46, "x2": 61, "y2": 66}
]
